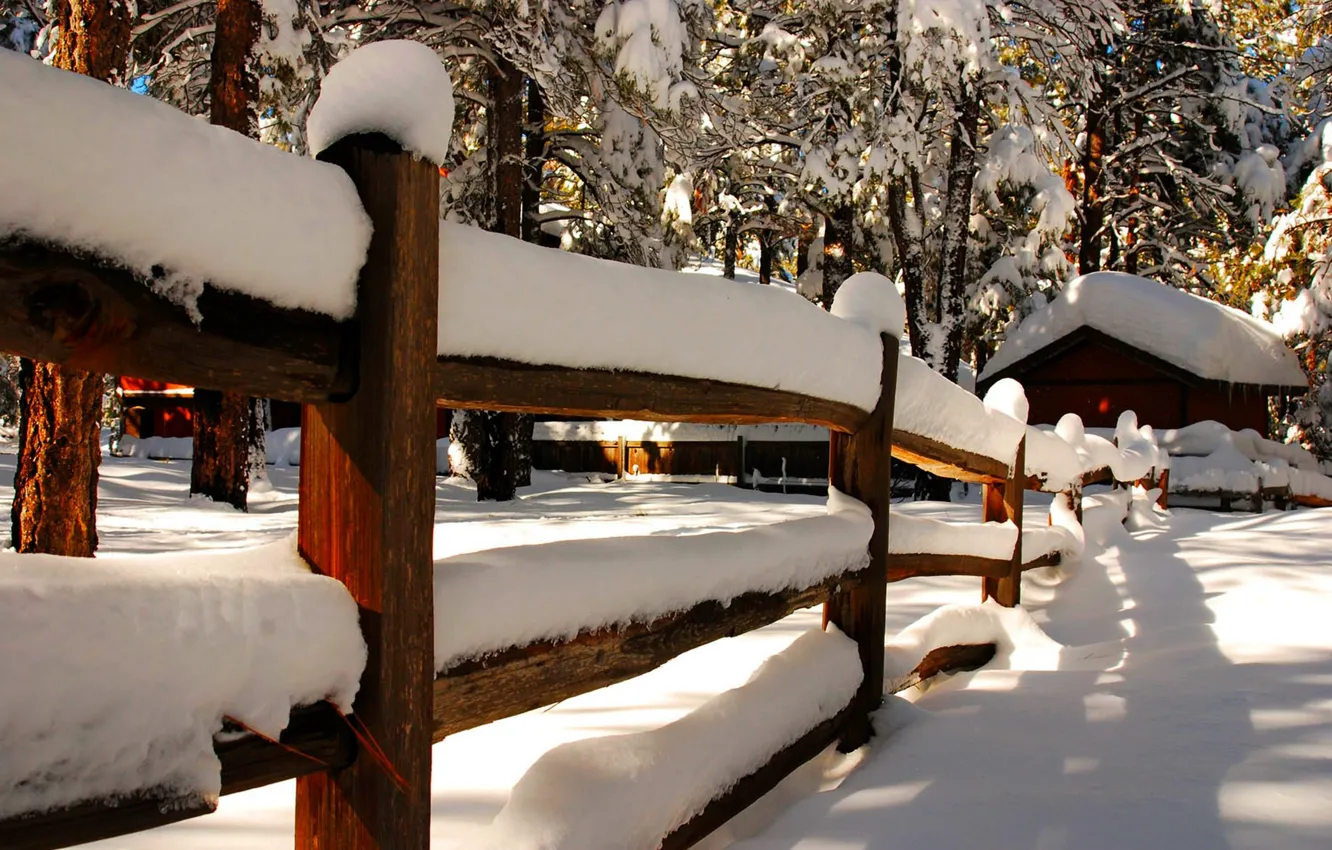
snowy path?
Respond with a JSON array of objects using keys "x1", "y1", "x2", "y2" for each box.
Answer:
[
  {"x1": 4, "y1": 454, "x2": 1330, "y2": 848},
  {"x1": 733, "y1": 502, "x2": 1332, "y2": 850}
]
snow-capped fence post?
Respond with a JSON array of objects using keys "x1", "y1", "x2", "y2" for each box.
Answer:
[
  {"x1": 294, "y1": 133, "x2": 439, "y2": 850},
  {"x1": 982, "y1": 435, "x2": 1025, "y2": 607},
  {"x1": 825, "y1": 333, "x2": 897, "y2": 751}
]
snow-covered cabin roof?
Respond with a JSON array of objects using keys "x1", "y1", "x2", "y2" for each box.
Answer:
[{"x1": 979, "y1": 272, "x2": 1307, "y2": 390}]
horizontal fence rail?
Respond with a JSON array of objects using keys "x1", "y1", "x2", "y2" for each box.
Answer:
[
  {"x1": 0, "y1": 240, "x2": 353, "y2": 403},
  {"x1": 432, "y1": 567, "x2": 872, "y2": 741}
]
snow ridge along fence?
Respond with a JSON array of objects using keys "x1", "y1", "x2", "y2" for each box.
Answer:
[{"x1": 3, "y1": 60, "x2": 1050, "y2": 850}]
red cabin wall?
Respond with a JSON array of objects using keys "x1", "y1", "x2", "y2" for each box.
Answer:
[
  {"x1": 1186, "y1": 384, "x2": 1270, "y2": 434},
  {"x1": 1010, "y1": 337, "x2": 1275, "y2": 435},
  {"x1": 1025, "y1": 380, "x2": 1185, "y2": 431}
]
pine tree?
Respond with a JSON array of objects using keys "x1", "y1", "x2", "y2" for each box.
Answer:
[
  {"x1": 1070, "y1": 1, "x2": 1255, "y2": 287},
  {"x1": 11, "y1": 0, "x2": 129, "y2": 556}
]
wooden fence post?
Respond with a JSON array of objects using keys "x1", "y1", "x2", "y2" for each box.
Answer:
[
  {"x1": 295, "y1": 134, "x2": 439, "y2": 850},
  {"x1": 982, "y1": 435, "x2": 1025, "y2": 607},
  {"x1": 825, "y1": 334, "x2": 896, "y2": 752}
]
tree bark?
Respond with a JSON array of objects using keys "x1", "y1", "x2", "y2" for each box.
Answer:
[
  {"x1": 515, "y1": 77, "x2": 546, "y2": 486},
  {"x1": 12, "y1": 361, "x2": 101, "y2": 555},
  {"x1": 54, "y1": 0, "x2": 130, "y2": 82},
  {"x1": 1079, "y1": 84, "x2": 1108, "y2": 274},
  {"x1": 886, "y1": 179, "x2": 929, "y2": 356},
  {"x1": 758, "y1": 232, "x2": 774, "y2": 285},
  {"x1": 191, "y1": 389, "x2": 250, "y2": 507},
  {"x1": 723, "y1": 212, "x2": 738, "y2": 279},
  {"x1": 460, "y1": 55, "x2": 531, "y2": 501},
  {"x1": 12, "y1": 0, "x2": 129, "y2": 555},
  {"x1": 820, "y1": 205, "x2": 855, "y2": 309},
  {"x1": 934, "y1": 88, "x2": 981, "y2": 385},
  {"x1": 247, "y1": 397, "x2": 270, "y2": 485},
  {"x1": 521, "y1": 78, "x2": 545, "y2": 245},
  {"x1": 191, "y1": 0, "x2": 262, "y2": 510},
  {"x1": 208, "y1": 0, "x2": 260, "y2": 138}
]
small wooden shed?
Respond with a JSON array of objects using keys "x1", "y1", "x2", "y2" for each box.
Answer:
[{"x1": 976, "y1": 272, "x2": 1307, "y2": 434}]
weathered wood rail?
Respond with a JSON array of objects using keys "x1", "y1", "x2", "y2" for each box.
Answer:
[{"x1": 0, "y1": 132, "x2": 1045, "y2": 850}]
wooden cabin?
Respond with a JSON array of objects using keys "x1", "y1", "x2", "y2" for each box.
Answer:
[{"x1": 976, "y1": 273, "x2": 1308, "y2": 433}]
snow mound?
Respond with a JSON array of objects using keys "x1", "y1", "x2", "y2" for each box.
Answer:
[
  {"x1": 478, "y1": 627, "x2": 862, "y2": 850},
  {"x1": 0, "y1": 538, "x2": 365, "y2": 819},
  {"x1": 886, "y1": 603, "x2": 1067, "y2": 685},
  {"x1": 308, "y1": 40, "x2": 454, "y2": 165},
  {"x1": 982, "y1": 378, "x2": 1030, "y2": 424},
  {"x1": 890, "y1": 513, "x2": 1018, "y2": 560},
  {"x1": 1022, "y1": 496, "x2": 1086, "y2": 566},
  {"x1": 1291, "y1": 466, "x2": 1332, "y2": 500},
  {"x1": 1025, "y1": 425, "x2": 1082, "y2": 491},
  {"x1": 1113, "y1": 411, "x2": 1166, "y2": 480},
  {"x1": 1159, "y1": 420, "x2": 1320, "y2": 471},
  {"x1": 1172, "y1": 446, "x2": 1261, "y2": 493},
  {"x1": 433, "y1": 490, "x2": 872, "y2": 667},
  {"x1": 437, "y1": 223, "x2": 884, "y2": 411},
  {"x1": 981, "y1": 272, "x2": 1306, "y2": 388},
  {"x1": 895, "y1": 355, "x2": 1026, "y2": 469},
  {"x1": 0, "y1": 49, "x2": 370, "y2": 319},
  {"x1": 830, "y1": 272, "x2": 906, "y2": 339}
]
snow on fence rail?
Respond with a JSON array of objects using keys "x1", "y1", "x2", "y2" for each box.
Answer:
[
  {"x1": 1158, "y1": 420, "x2": 1332, "y2": 511},
  {"x1": 0, "y1": 44, "x2": 1174, "y2": 850}
]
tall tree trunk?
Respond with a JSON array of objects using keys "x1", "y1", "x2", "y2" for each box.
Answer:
[
  {"x1": 191, "y1": 0, "x2": 262, "y2": 510},
  {"x1": 758, "y1": 232, "x2": 774, "y2": 284},
  {"x1": 796, "y1": 228, "x2": 813, "y2": 277},
  {"x1": 492, "y1": 57, "x2": 524, "y2": 238},
  {"x1": 515, "y1": 76, "x2": 545, "y2": 485},
  {"x1": 887, "y1": 178, "x2": 929, "y2": 357},
  {"x1": 53, "y1": 0, "x2": 130, "y2": 81},
  {"x1": 723, "y1": 211, "x2": 738, "y2": 279},
  {"x1": 934, "y1": 88, "x2": 981, "y2": 385},
  {"x1": 459, "y1": 56, "x2": 531, "y2": 501},
  {"x1": 1079, "y1": 84, "x2": 1108, "y2": 275},
  {"x1": 208, "y1": 0, "x2": 259, "y2": 137},
  {"x1": 521, "y1": 78, "x2": 545, "y2": 245},
  {"x1": 247, "y1": 397, "x2": 270, "y2": 486},
  {"x1": 12, "y1": 0, "x2": 130, "y2": 555},
  {"x1": 820, "y1": 205, "x2": 854, "y2": 309},
  {"x1": 12, "y1": 361, "x2": 101, "y2": 555}
]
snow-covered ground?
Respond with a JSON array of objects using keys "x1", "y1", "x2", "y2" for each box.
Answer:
[{"x1": 4, "y1": 453, "x2": 1330, "y2": 849}]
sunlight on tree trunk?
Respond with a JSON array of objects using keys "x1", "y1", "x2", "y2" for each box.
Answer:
[{"x1": 11, "y1": 0, "x2": 130, "y2": 555}]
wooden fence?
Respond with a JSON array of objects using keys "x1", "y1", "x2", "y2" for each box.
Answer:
[{"x1": 0, "y1": 134, "x2": 1079, "y2": 850}]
